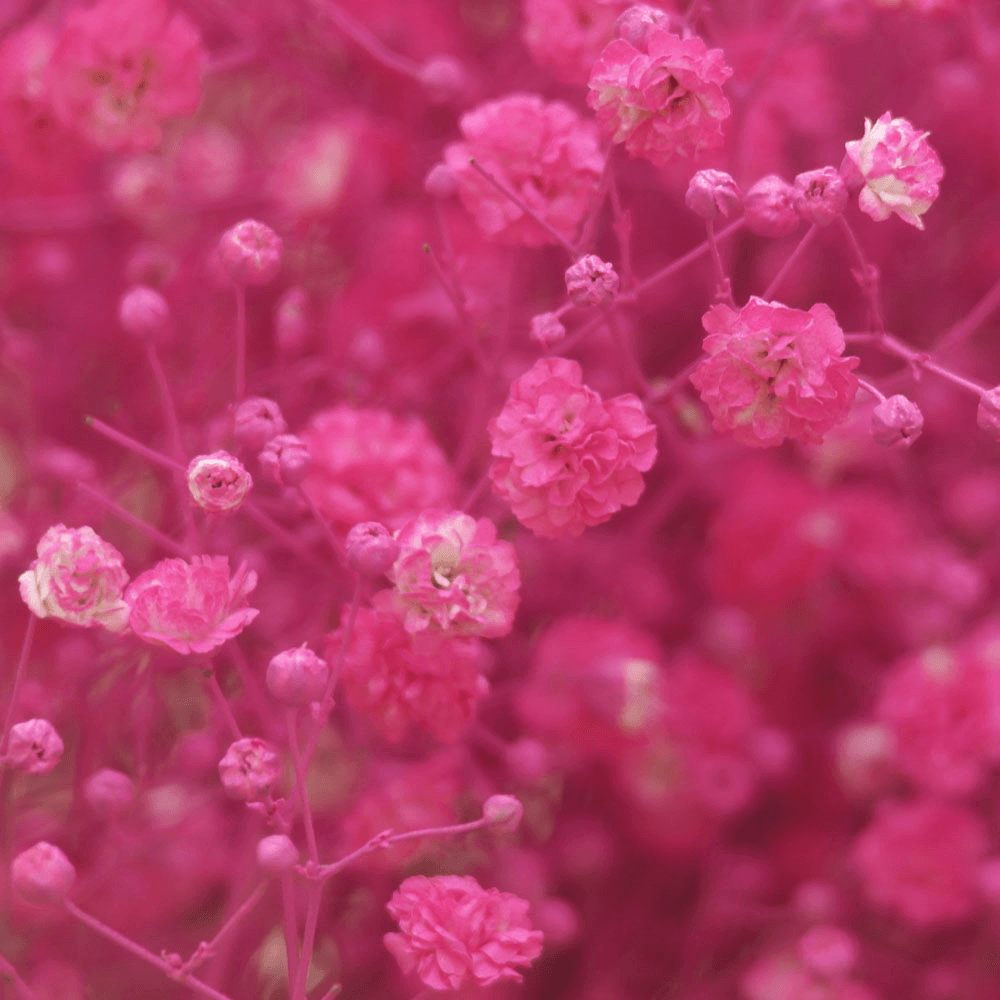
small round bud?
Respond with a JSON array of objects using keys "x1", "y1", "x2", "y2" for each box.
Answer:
[
  {"x1": 793, "y1": 166, "x2": 848, "y2": 226},
  {"x1": 506, "y1": 738, "x2": 551, "y2": 783},
  {"x1": 218, "y1": 219, "x2": 283, "y2": 286},
  {"x1": 685, "y1": 169, "x2": 742, "y2": 222},
  {"x1": 256, "y1": 834, "x2": 299, "y2": 874},
  {"x1": 274, "y1": 287, "x2": 310, "y2": 356},
  {"x1": 218, "y1": 738, "x2": 280, "y2": 801},
  {"x1": 424, "y1": 163, "x2": 458, "y2": 200},
  {"x1": 836, "y1": 722, "x2": 896, "y2": 798},
  {"x1": 564, "y1": 255, "x2": 619, "y2": 307},
  {"x1": 978, "y1": 388, "x2": 1000, "y2": 441},
  {"x1": 83, "y1": 768, "x2": 136, "y2": 815},
  {"x1": 7, "y1": 718, "x2": 64, "y2": 775},
  {"x1": 743, "y1": 174, "x2": 800, "y2": 238},
  {"x1": 345, "y1": 522, "x2": 400, "y2": 578},
  {"x1": 258, "y1": 435, "x2": 312, "y2": 487},
  {"x1": 234, "y1": 398, "x2": 288, "y2": 453},
  {"x1": 266, "y1": 646, "x2": 329, "y2": 707},
  {"x1": 871, "y1": 394, "x2": 924, "y2": 448},
  {"x1": 798, "y1": 924, "x2": 858, "y2": 978},
  {"x1": 418, "y1": 56, "x2": 466, "y2": 104},
  {"x1": 187, "y1": 451, "x2": 253, "y2": 513},
  {"x1": 119, "y1": 285, "x2": 169, "y2": 340},
  {"x1": 615, "y1": 4, "x2": 675, "y2": 48},
  {"x1": 482, "y1": 794, "x2": 524, "y2": 833},
  {"x1": 529, "y1": 312, "x2": 566, "y2": 349},
  {"x1": 12, "y1": 842, "x2": 76, "y2": 904}
]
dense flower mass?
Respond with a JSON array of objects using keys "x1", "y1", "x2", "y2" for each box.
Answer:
[
  {"x1": 384, "y1": 875, "x2": 544, "y2": 989},
  {"x1": 843, "y1": 113, "x2": 943, "y2": 229},
  {"x1": 443, "y1": 93, "x2": 605, "y2": 246},
  {"x1": 125, "y1": 555, "x2": 258, "y2": 655},
  {"x1": 587, "y1": 27, "x2": 732, "y2": 165},
  {"x1": 19, "y1": 524, "x2": 130, "y2": 632},
  {"x1": 690, "y1": 298, "x2": 860, "y2": 447},
  {"x1": 488, "y1": 358, "x2": 657, "y2": 537}
]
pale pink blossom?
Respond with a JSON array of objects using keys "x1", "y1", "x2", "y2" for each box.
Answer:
[
  {"x1": 186, "y1": 451, "x2": 252, "y2": 513},
  {"x1": 328, "y1": 606, "x2": 489, "y2": 743},
  {"x1": 47, "y1": 0, "x2": 204, "y2": 153},
  {"x1": 300, "y1": 406, "x2": 456, "y2": 534},
  {"x1": 19, "y1": 524, "x2": 130, "y2": 632},
  {"x1": 690, "y1": 297, "x2": 859, "y2": 447},
  {"x1": 587, "y1": 27, "x2": 732, "y2": 166},
  {"x1": 489, "y1": 358, "x2": 657, "y2": 538},
  {"x1": 379, "y1": 510, "x2": 520, "y2": 639},
  {"x1": 125, "y1": 555, "x2": 258, "y2": 655},
  {"x1": 384, "y1": 875, "x2": 544, "y2": 989},
  {"x1": 565, "y1": 254, "x2": 620, "y2": 306},
  {"x1": 843, "y1": 113, "x2": 943, "y2": 229},
  {"x1": 443, "y1": 93, "x2": 605, "y2": 247}
]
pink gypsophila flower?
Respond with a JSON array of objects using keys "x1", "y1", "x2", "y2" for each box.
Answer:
[
  {"x1": 443, "y1": 93, "x2": 605, "y2": 247},
  {"x1": 489, "y1": 357, "x2": 657, "y2": 538},
  {"x1": 19, "y1": 524, "x2": 130, "y2": 632},
  {"x1": 300, "y1": 406, "x2": 456, "y2": 534},
  {"x1": 384, "y1": 875, "x2": 544, "y2": 990},
  {"x1": 587, "y1": 27, "x2": 732, "y2": 166},
  {"x1": 690, "y1": 297, "x2": 859, "y2": 447},
  {"x1": 328, "y1": 606, "x2": 489, "y2": 742},
  {"x1": 843, "y1": 113, "x2": 943, "y2": 229},
  {"x1": 47, "y1": 0, "x2": 204, "y2": 153},
  {"x1": 522, "y1": 0, "x2": 629, "y2": 84},
  {"x1": 125, "y1": 555, "x2": 258, "y2": 655},
  {"x1": 378, "y1": 510, "x2": 520, "y2": 638}
]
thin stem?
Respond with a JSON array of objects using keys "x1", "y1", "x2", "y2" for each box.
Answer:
[
  {"x1": 0, "y1": 616, "x2": 36, "y2": 756},
  {"x1": 183, "y1": 884, "x2": 267, "y2": 972},
  {"x1": 632, "y1": 218, "x2": 745, "y2": 298},
  {"x1": 235, "y1": 285, "x2": 248, "y2": 402},
  {"x1": 204, "y1": 666, "x2": 242, "y2": 741},
  {"x1": 75, "y1": 482, "x2": 192, "y2": 558},
  {"x1": 422, "y1": 244, "x2": 490, "y2": 373},
  {"x1": 281, "y1": 872, "x2": 300, "y2": 987},
  {"x1": 85, "y1": 416, "x2": 185, "y2": 473},
  {"x1": 461, "y1": 471, "x2": 490, "y2": 513},
  {"x1": 838, "y1": 215, "x2": 886, "y2": 333},
  {"x1": 291, "y1": 884, "x2": 322, "y2": 1000},
  {"x1": 856, "y1": 376, "x2": 886, "y2": 403},
  {"x1": 241, "y1": 501, "x2": 328, "y2": 573},
  {"x1": 0, "y1": 953, "x2": 40, "y2": 1000},
  {"x1": 65, "y1": 900, "x2": 236, "y2": 1000},
  {"x1": 935, "y1": 273, "x2": 1000, "y2": 353},
  {"x1": 761, "y1": 223, "x2": 818, "y2": 301},
  {"x1": 609, "y1": 163, "x2": 634, "y2": 293},
  {"x1": 297, "y1": 488, "x2": 346, "y2": 564},
  {"x1": 309, "y1": 0, "x2": 420, "y2": 77},
  {"x1": 705, "y1": 221, "x2": 734, "y2": 305},
  {"x1": 287, "y1": 710, "x2": 319, "y2": 863},
  {"x1": 144, "y1": 341, "x2": 185, "y2": 462}
]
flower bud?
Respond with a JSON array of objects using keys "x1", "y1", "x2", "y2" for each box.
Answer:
[
  {"x1": 187, "y1": 451, "x2": 253, "y2": 513},
  {"x1": 12, "y1": 842, "x2": 76, "y2": 904},
  {"x1": 529, "y1": 312, "x2": 566, "y2": 349},
  {"x1": 424, "y1": 163, "x2": 458, "y2": 200},
  {"x1": 482, "y1": 794, "x2": 524, "y2": 833},
  {"x1": 793, "y1": 166, "x2": 848, "y2": 226},
  {"x1": 119, "y1": 285, "x2": 169, "y2": 340},
  {"x1": 274, "y1": 287, "x2": 309, "y2": 356},
  {"x1": 234, "y1": 398, "x2": 288, "y2": 453},
  {"x1": 615, "y1": 4, "x2": 675, "y2": 49},
  {"x1": 565, "y1": 255, "x2": 619, "y2": 307},
  {"x1": 744, "y1": 174, "x2": 800, "y2": 238},
  {"x1": 978, "y1": 388, "x2": 1000, "y2": 441},
  {"x1": 7, "y1": 718, "x2": 64, "y2": 775},
  {"x1": 258, "y1": 435, "x2": 312, "y2": 487},
  {"x1": 685, "y1": 169, "x2": 742, "y2": 222},
  {"x1": 418, "y1": 56, "x2": 466, "y2": 104},
  {"x1": 266, "y1": 646, "x2": 329, "y2": 707},
  {"x1": 257, "y1": 834, "x2": 299, "y2": 874},
  {"x1": 83, "y1": 768, "x2": 136, "y2": 815},
  {"x1": 345, "y1": 522, "x2": 400, "y2": 577},
  {"x1": 218, "y1": 738, "x2": 280, "y2": 801},
  {"x1": 218, "y1": 219, "x2": 282, "y2": 286},
  {"x1": 871, "y1": 394, "x2": 923, "y2": 447}
]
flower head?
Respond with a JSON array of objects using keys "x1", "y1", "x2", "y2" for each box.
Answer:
[
  {"x1": 19, "y1": 524, "x2": 130, "y2": 632},
  {"x1": 843, "y1": 113, "x2": 943, "y2": 229},
  {"x1": 218, "y1": 738, "x2": 280, "y2": 801},
  {"x1": 186, "y1": 451, "x2": 252, "y2": 513},
  {"x1": 489, "y1": 357, "x2": 657, "y2": 538},
  {"x1": 384, "y1": 875, "x2": 544, "y2": 990},
  {"x1": 7, "y1": 719, "x2": 64, "y2": 776},
  {"x1": 565, "y1": 254, "x2": 620, "y2": 307},
  {"x1": 690, "y1": 297, "x2": 859, "y2": 447},
  {"x1": 125, "y1": 555, "x2": 258, "y2": 655},
  {"x1": 587, "y1": 27, "x2": 732, "y2": 166}
]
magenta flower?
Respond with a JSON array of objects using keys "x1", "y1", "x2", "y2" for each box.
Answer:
[
  {"x1": 125, "y1": 555, "x2": 258, "y2": 655},
  {"x1": 19, "y1": 524, "x2": 130, "y2": 632},
  {"x1": 384, "y1": 875, "x2": 544, "y2": 990},
  {"x1": 690, "y1": 297, "x2": 859, "y2": 447},
  {"x1": 489, "y1": 357, "x2": 657, "y2": 538},
  {"x1": 587, "y1": 27, "x2": 732, "y2": 166}
]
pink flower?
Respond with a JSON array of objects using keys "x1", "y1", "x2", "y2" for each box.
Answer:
[
  {"x1": 379, "y1": 510, "x2": 520, "y2": 638},
  {"x1": 565, "y1": 254, "x2": 620, "y2": 307},
  {"x1": 47, "y1": 0, "x2": 204, "y2": 153},
  {"x1": 300, "y1": 406, "x2": 456, "y2": 534},
  {"x1": 852, "y1": 797, "x2": 986, "y2": 926},
  {"x1": 186, "y1": 451, "x2": 253, "y2": 513},
  {"x1": 125, "y1": 555, "x2": 258, "y2": 655},
  {"x1": 328, "y1": 606, "x2": 489, "y2": 743},
  {"x1": 488, "y1": 358, "x2": 657, "y2": 538},
  {"x1": 522, "y1": 0, "x2": 629, "y2": 84},
  {"x1": 587, "y1": 27, "x2": 732, "y2": 166},
  {"x1": 690, "y1": 297, "x2": 860, "y2": 447},
  {"x1": 384, "y1": 875, "x2": 544, "y2": 990},
  {"x1": 19, "y1": 524, "x2": 130, "y2": 632},
  {"x1": 843, "y1": 113, "x2": 943, "y2": 229},
  {"x1": 443, "y1": 94, "x2": 605, "y2": 247}
]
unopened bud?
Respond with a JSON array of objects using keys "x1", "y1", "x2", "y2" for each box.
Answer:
[
  {"x1": 12, "y1": 842, "x2": 76, "y2": 904},
  {"x1": 793, "y1": 167, "x2": 848, "y2": 226},
  {"x1": 7, "y1": 718, "x2": 64, "y2": 775},
  {"x1": 418, "y1": 56, "x2": 466, "y2": 104},
  {"x1": 83, "y1": 768, "x2": 136, "y2": 815},
  {"x1": 744, "y1": 174, "x2": 800, "y2": 238},
  {"x1": 871, "y1": 394, "x2": 923, "y2": 448},
  {"x1": 256, "y1": 834, "x2": 299, "y2": 874},
  {"x1": 234, "y1": 398, "x2": 288, "y2": 453},
  {"x1": 565, "y1": 255, "x2": 619, "y2": 307},
  {"x1": 258, "y1": 435, "x2": 312, "y2": 487},
  {"x1": 266, "y1": 646, "x2": 329, "y2": 707},
  {"x1": 482, "y1": 794, "x2": 524, "y2": 833},
  {"x1": 424, "y1": 164, "x2": 458, "y2": 200},
  {"x1": 345, "y1": 522, "x2": 400, "y2": 577},
  {"x1": 685, "y1": 169, "x2": 742, "y2": 222},
  {"x1": 218, "y1": 219, "x2": 282, "y2": 286},
  {"x1": 119, "y1": 285, "x2": 170, "y2": 341}
]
